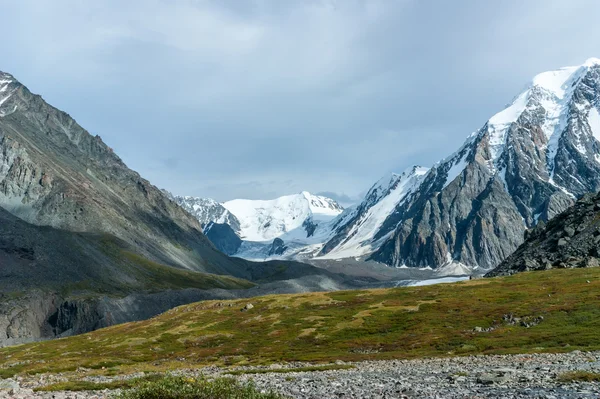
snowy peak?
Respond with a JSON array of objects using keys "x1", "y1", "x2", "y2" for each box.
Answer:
[
  {"x1": 584, "y1": 57, "x2": 600, "y2": 67},
  {"x1": 300, "y1": 191, "x2": 344, "y2": 217},
  {"x1": 367, "y1": 166, "x2": 429, "y2": 206},
  {"x1": 222, "y1": 192, "x2": 343, "y2": 242},
  {"x1": 484, "y1": 59, "x2": 600, "y2": 165},
  {"x1": 432, "y1": 58, "x2": 600, "y2": 196},
  {"x1": 0, "y1": 71, "x2": 18, "y2": 116},
  {"x1": 173, "y1": 195, "x2": 241, "y2": 233}
]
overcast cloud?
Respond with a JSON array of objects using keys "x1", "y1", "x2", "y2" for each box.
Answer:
[{"x1": 2, "y1": 0, "x2": 600, "y2": 202}]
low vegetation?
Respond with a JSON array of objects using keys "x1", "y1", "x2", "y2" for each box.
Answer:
[
  {"x1": 558, "y1": 371, "x2": 600, "y2": 382},
  {"x1": 34, "y1": 374, "x2": 164, "y2": 392},
  {"x1": 1, "y1": 268, "x2": 600, "y2": 380},
  {"x1": 116, "y1": 376, "x2": 285, "y2": 399},
  {"x1": 36, "y1": 375, "x2": 284, "y2": 398}
]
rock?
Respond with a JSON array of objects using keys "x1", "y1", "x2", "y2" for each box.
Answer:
[
  {"x1": 241, "y1": 303, "x2": 254, "y2": 312},
  {"x1": 203, "y1": 222, "x2": 243, "y2": 256},
  {"x1": 268, "y1": 238, "x2": 288, "y2": 256},
  {"x1": 0, "y1": 379, "x2": 19, "y2": 391}
]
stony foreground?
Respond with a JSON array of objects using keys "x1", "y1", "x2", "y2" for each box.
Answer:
[{"x1": 2, "y1": 351, "x2": 600, "y2": 398}]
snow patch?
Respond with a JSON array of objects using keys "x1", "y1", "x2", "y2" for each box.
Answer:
[
  {"x1": 0, "y1": 74, "x2": 17, "y2": 117},
  {"x1": 442, "y1": 153, "x2": 468, "y2": 189},
  {"x1": 589, "y1": 107, "x2": 600, "y2": 143},
  {"x1": 532, "y1": 66, "x2": 580, "y2": 98},
  {"x1": 406, "y1": 276, "x2": 469, "y2": 287}
]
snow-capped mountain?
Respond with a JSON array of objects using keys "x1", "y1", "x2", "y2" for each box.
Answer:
[
  {"x1": 175, "y1": 192, "x2": 345, "y2": 259},
  {"x1": 371, "y1": 58, "x2": 600, "y2": 270},
  {"x1": 223, "y1": 191, "x2": 343, "y2": 242},
  {"x1": 173, "y1": 196, "x2": 241, "y2": 233},
  {"x1": 181, "y1": 59, "x2": 600, "y2": 272}
]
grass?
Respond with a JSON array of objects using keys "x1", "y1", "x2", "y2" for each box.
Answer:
[
  {"x1": 1, "y1": 268, "x2": 600, "y2": 379},
  {"x1": 35, "y1": 374, "x2": 164, "y2": 392},
  {"x1": 558, "y1": 371, "x2": 600, "y2": 382},
  {"x1": 226, "y1": 364, "x2": 355, "y2": 375},
  {"x1": 114, "y1": 376, "x2": 285, "y2": 399}
]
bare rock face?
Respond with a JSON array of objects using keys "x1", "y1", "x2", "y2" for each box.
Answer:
[
  {"x1": 370, "y1": 60, "x2": 600, "y2": 270},
  {"x1": 486, "y1": 191, "x2": 600, "y2": 277},
  {"x1": 268, "y1": 238, "x2": 287, "y2": 256},
  {"x1": 204, "y1": 222, "x2": 243, "y2": 255}
]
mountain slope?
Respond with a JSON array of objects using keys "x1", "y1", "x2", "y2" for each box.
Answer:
[
  {"x1": 486, "y1": 191, "x2": 600, "y2": 277},
  {"x1": 371, "y1": 58, "x2": 600, "y2": 270},
  {"x1": 0, "y1": 70, "x2": 344, "y2": 345},
  {"x1": 0, "y1": 70, "x2": 250, "y2": 277},
  {"x1": 318, "y1": 166, "x2": 429, "y2": 259}
]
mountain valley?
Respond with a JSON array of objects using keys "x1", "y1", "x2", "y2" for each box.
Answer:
[{"x1": 2, "y1": 59, "x2": 600, "y2": 397}]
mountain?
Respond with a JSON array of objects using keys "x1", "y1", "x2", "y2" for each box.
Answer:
[
  {"x1": 173, "y1": 196, "x2": 241, "y2": 233},
  {"x1": 486, "y1": 190, "x2": 600, "y2": 277},
  {"x1": 0, "y1": 70, "x2": 244, "y2": 277},
  {"x1": 0, "y1": 70, "x2": 344, "y2": 345},
  {"x1": 370, "y1": 58, "x2": 600, "y2": 270},
  {"x1": 223, "y1": 191, "x2": 343, "y2": 242}
]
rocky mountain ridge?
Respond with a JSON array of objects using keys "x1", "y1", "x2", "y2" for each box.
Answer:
[{"x1": 486, "y1": 190, "x2": 600, "y2": 276}]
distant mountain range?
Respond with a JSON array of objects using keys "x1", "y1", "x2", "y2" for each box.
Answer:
[{"x1": 184, "y1": 58, "x2": 600, "y2": 274}]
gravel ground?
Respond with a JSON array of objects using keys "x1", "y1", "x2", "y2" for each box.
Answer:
[{"x1": 2, "y1": 351, "x2": 600, "y2": 398}]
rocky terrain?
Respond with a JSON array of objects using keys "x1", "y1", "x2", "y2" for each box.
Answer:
[
  {"x1": 487, "y1": 189, "x2": 600, "y2": 276},
  {"x1": 2, "y1": 351, "x2": 599, "y2": 398}
]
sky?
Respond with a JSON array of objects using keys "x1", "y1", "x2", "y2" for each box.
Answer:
[{"x1": 2, "y1": 0, "x2": 600, "y2": 204}]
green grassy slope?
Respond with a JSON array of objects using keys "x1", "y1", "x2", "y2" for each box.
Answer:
[{"x1": 1, "y1": 268, "x2": 599, "y2": 378}]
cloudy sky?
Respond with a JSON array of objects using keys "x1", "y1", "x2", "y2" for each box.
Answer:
[{"x1": 2, "y1": 0, "x2": 600, "y2": 204}]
